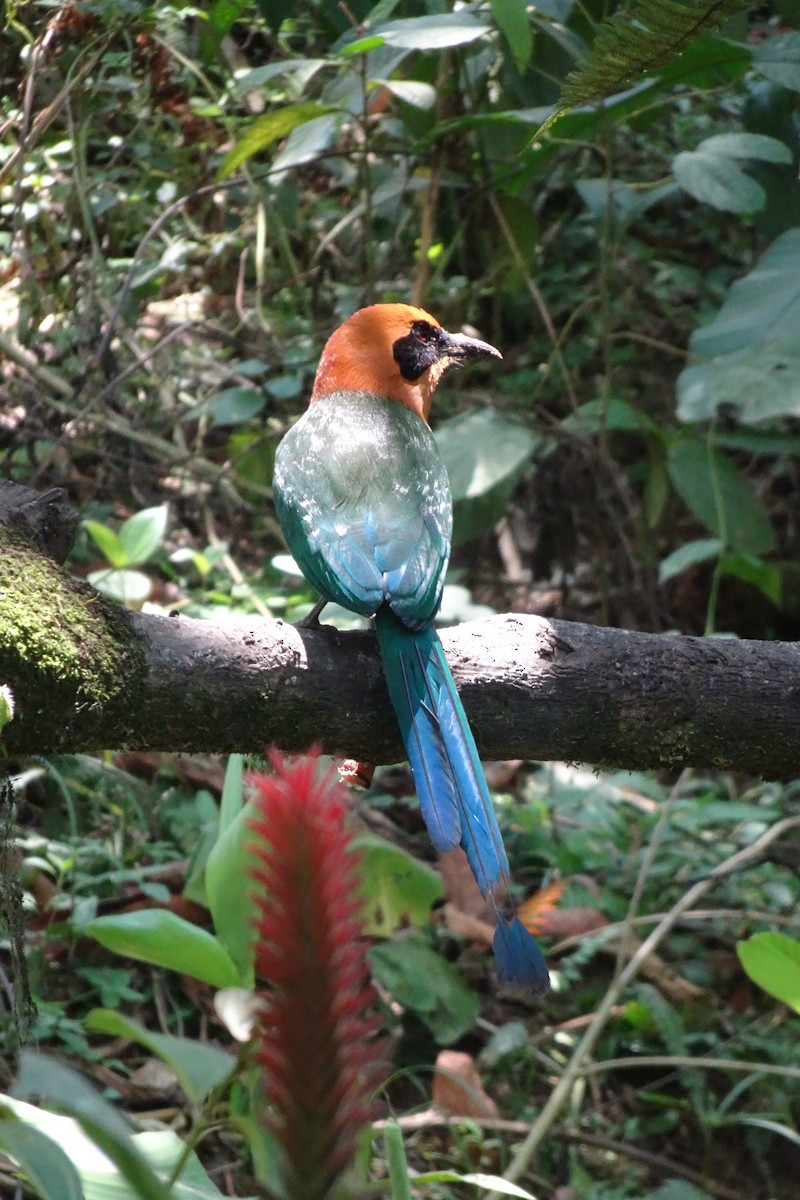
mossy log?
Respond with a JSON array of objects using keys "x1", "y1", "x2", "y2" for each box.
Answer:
[{"x1": 2, "y1": 482, "x2": 800, "y2": 776}]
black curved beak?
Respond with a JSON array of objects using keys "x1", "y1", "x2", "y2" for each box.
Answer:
[{"x1": 439, "y1": 329, "x2": 503, "y2": 363}]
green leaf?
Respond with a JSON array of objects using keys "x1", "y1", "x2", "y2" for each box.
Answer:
[
  {"x1": 118, "y1": 505, "x2": 169, "y2": 565},
  {"x1": 673, "y1": 148, "x2": 765, "y2": 213},
  {"x1": 207, "y1": 388, "x2": 266, "y2": 427},
  {"x1": 696, "y1": 132, "x2": 794, "y2": 163},
  {"x1": 673, "y1": 134, "x2": 791, "y2": 213},
  {"x1": 678, "y1": 336, "x2": 800, "y2": 425},
  {"x1": 84, "y1": 1010, "x2": 235, "y2": 1105},
  {"x1": 689, "y1": 229, "x2": 800, "y2": 360},
  {"x1": 84, "y1": 520, "x2": 129, "y2": 569},
  {"x1": 11, "y1": 1055, "x2": 172, "y2": 1200},
  {"x1": 412, "y1": 1172, "x2": 537, "y2": 1198},
  {"x1": 490, "y1": 0, "x2": 533, "y2": 74},
  {"x1": 353, "y1": 833, "x2": 443, "y2": 937},
  {"x1": 371, "y1": 78, "x2": 436, "y2": 109},
  {"x1": 0, "y1": 1107, "x2": 84, "y2": 1200},
  {"x1": 86, "y1": 911, "x2": 240, "y2": 990},
  {"x1": 752, "y1": 31, "x2": 800, "y2": 91},
  {"x1": 205, "y1": 798, "x2": 256, "y2": 982},
  {"x1": 658, "y1": 538, "x2": 723, "y2": 584},
  {"x1": 369, "y1": 939, "x2": 479, "y2": 1044},
  {"x1": 666, "y1": 438, "x2": 776, "y2": 555},
  {"x1": 0, "y1": 1090, "x2": 242, "y2": 1200},
  {"x1": 219, "y1": 752, "x2": 245, "y2": 834},
  {"x1": 87, "y1": 568, "x2": 152, "y2": 608},
  {"x1": 0, "y1": 684, "x2": 14, "y2": 733},
  {"x1": 435, "y1": 408, "x2": 537, "y2": 546},
  {"x1": 677, "y1": 230, "x2": 800, "y2": 424},
  {"x1": 341, "y1": 12, "x2": 490, "y2": 55},
  {"x1": 718, "y1": 552, "x2": 782, "y2": 606},
  {"x1": 216, "y1": 102, "x2": 333, "y2": 179},
  {"x1": 737, "y1": 932, "x2": 800, "y2": 1014},
  {"x1": 561, "y1": 397, "x2": 661, "y2": 437}
]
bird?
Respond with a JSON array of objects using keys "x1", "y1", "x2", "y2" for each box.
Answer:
[{"x1": 272, "y1": 303, "x2": 549, "y2": 991}]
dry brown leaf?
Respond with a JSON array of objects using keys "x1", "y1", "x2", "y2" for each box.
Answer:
[{"x1": 432, "y1": 1051, "x2": 500, "y2": 1120}]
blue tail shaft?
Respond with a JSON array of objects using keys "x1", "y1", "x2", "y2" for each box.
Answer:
[{"x1": 374, "y1": 608, "x2": 548, "y2": 991}]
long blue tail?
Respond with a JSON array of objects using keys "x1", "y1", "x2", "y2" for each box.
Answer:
[{"x1": 374, "y1": 608, "x2": 549, "y2": 992}]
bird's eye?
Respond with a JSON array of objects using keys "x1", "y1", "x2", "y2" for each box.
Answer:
[{"x1": 412, "y1": 320, "x2": 435, "y2": 344}]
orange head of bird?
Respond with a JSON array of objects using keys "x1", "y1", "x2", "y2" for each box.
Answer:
[{"x1": 310, "y1": 303, "x2": 502, "y2": 421}]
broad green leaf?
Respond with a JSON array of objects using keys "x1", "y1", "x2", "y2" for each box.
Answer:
[
  {"x1": 752, "y1": 32, "x2": 800, "y2": 91},
  {"x1": 696, "y1": 132, "x2": 793, "y2": 163},
  {"x1": 673, "y1": 131, "x2": 790, "y2": 214},
  {"x1": 561, "y1": 397, "x2": 661, "y2": 437},
  {"x1": 490, "y1": 0, "x2": 533, "y2": 74},
  {"x1": 576, "y1": 178, "x2": 679, "y2": 230},
  {"x1": 666, "y1": 438, "x2": 776, "y2": 555},
  {"x1": 677, "y1": 230, "x2": 800, "y2": 423},
  {"x1": 689, "y1": 229, "x2": 800, "y2": 359},
  {"x1": 678, "y1": 336, "x2": 800, "y2": 424},
  {"x1": 673, "y1": 148, "x2": 765, "y2": 213},
  {"x1": 87, "y1": 568, "x2": 152, "y2": 608},
  {"x1": 84, "y1": 520, "x2": 128, "y2": 568},
  {"x1": 11, "y1": 1055, "x2": 172, "y2": 1200},
  {"x1": 216, "y1": 102, "x2": 333, "y2": 179},
  {"x1": 369, "y1": 939, "x2": 479, "y2": 1044},
  {"x1": 118, "y1": 505, "x2": 169, "y2": 565},
  {"x1": 233, "y1": 58, "x2": 330, "y2": 93},
  {"x1": 341, "y1": 12, "x2": 489, "y2": 56},
  {"x1": 207, "y1": 388, "x2": 265, "y2": 427},
  {"x1": 435, "y1": 408, "x2": 537, "y2": 546},
  {"x1": 0, "y1": 1108, "x2": 84, "y2": 1200},
  {"x1": 719, "y1": 552, "x2": 782, "y2": 606},
  {"x1": 270, "y1": 112, "x2": 340, "y2": 173},
  {"x1": 86, "y1": 910, "x2": 240, "y2": 989},
  {"x1": 205, "y1": 797, "x2": 256, "y2": 982},
  {"x1": 658, "y1": 538, "x2": 723, "y2": 584},
  {"x1": 353, "y1": 833, "x2": 443, "y2": 936},
  {"x1": 0, "y1": 1091, "x2": 243, "y2": 1200},
  {"x1": 85, "y1": 1010, "x2": 235, "y2": 1105},
  {"x1": 737, "y1": 932, "x2": 800, "y2": 1013}
]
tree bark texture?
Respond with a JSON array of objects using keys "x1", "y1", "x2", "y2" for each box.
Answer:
[{"x1": 2, "y1": 483, "x2": 800, "y2": 775}]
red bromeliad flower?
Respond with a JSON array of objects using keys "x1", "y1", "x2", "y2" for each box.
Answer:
[{"x1": 248, "y1": 752, "x2": 385, "y2": 1200}]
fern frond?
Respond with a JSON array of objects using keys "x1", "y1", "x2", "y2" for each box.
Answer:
[{"x1": 561, "y1": 0, "x2": 751, "y2": 108}]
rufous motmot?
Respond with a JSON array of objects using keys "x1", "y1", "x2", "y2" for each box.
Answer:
[{"x1": 273, "y1": 304, "x2": 548, "y2": 990}]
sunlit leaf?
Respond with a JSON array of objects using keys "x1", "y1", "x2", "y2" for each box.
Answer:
[
  {"x1": 737, "y1": 932, "x2": 800, "y2": 1014},
  {"x1": 0, "y1": 1108, "x2": 84, "y2": 1200},
  {"x1": 353, "y1": 832, "x2": 443, "y2": 936},
  {"x1": 118, "y1": 505, "x2": 169, "y2": 565},
  {"x1": 217, "y1": 102, "x2": 333, "y2": 178}
]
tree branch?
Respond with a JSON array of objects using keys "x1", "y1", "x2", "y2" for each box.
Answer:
[{"x1": 2, "y1": 482, "x2": 800, "y2": 774}]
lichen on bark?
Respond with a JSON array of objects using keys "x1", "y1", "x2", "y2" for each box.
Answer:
[{"x1": 0, "y1": 529, "x2": 144, "y2": 752}]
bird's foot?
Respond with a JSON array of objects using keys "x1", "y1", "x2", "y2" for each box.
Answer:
[{"x1": 296, "y1": 597, "x2": 328, "y2": 629}]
